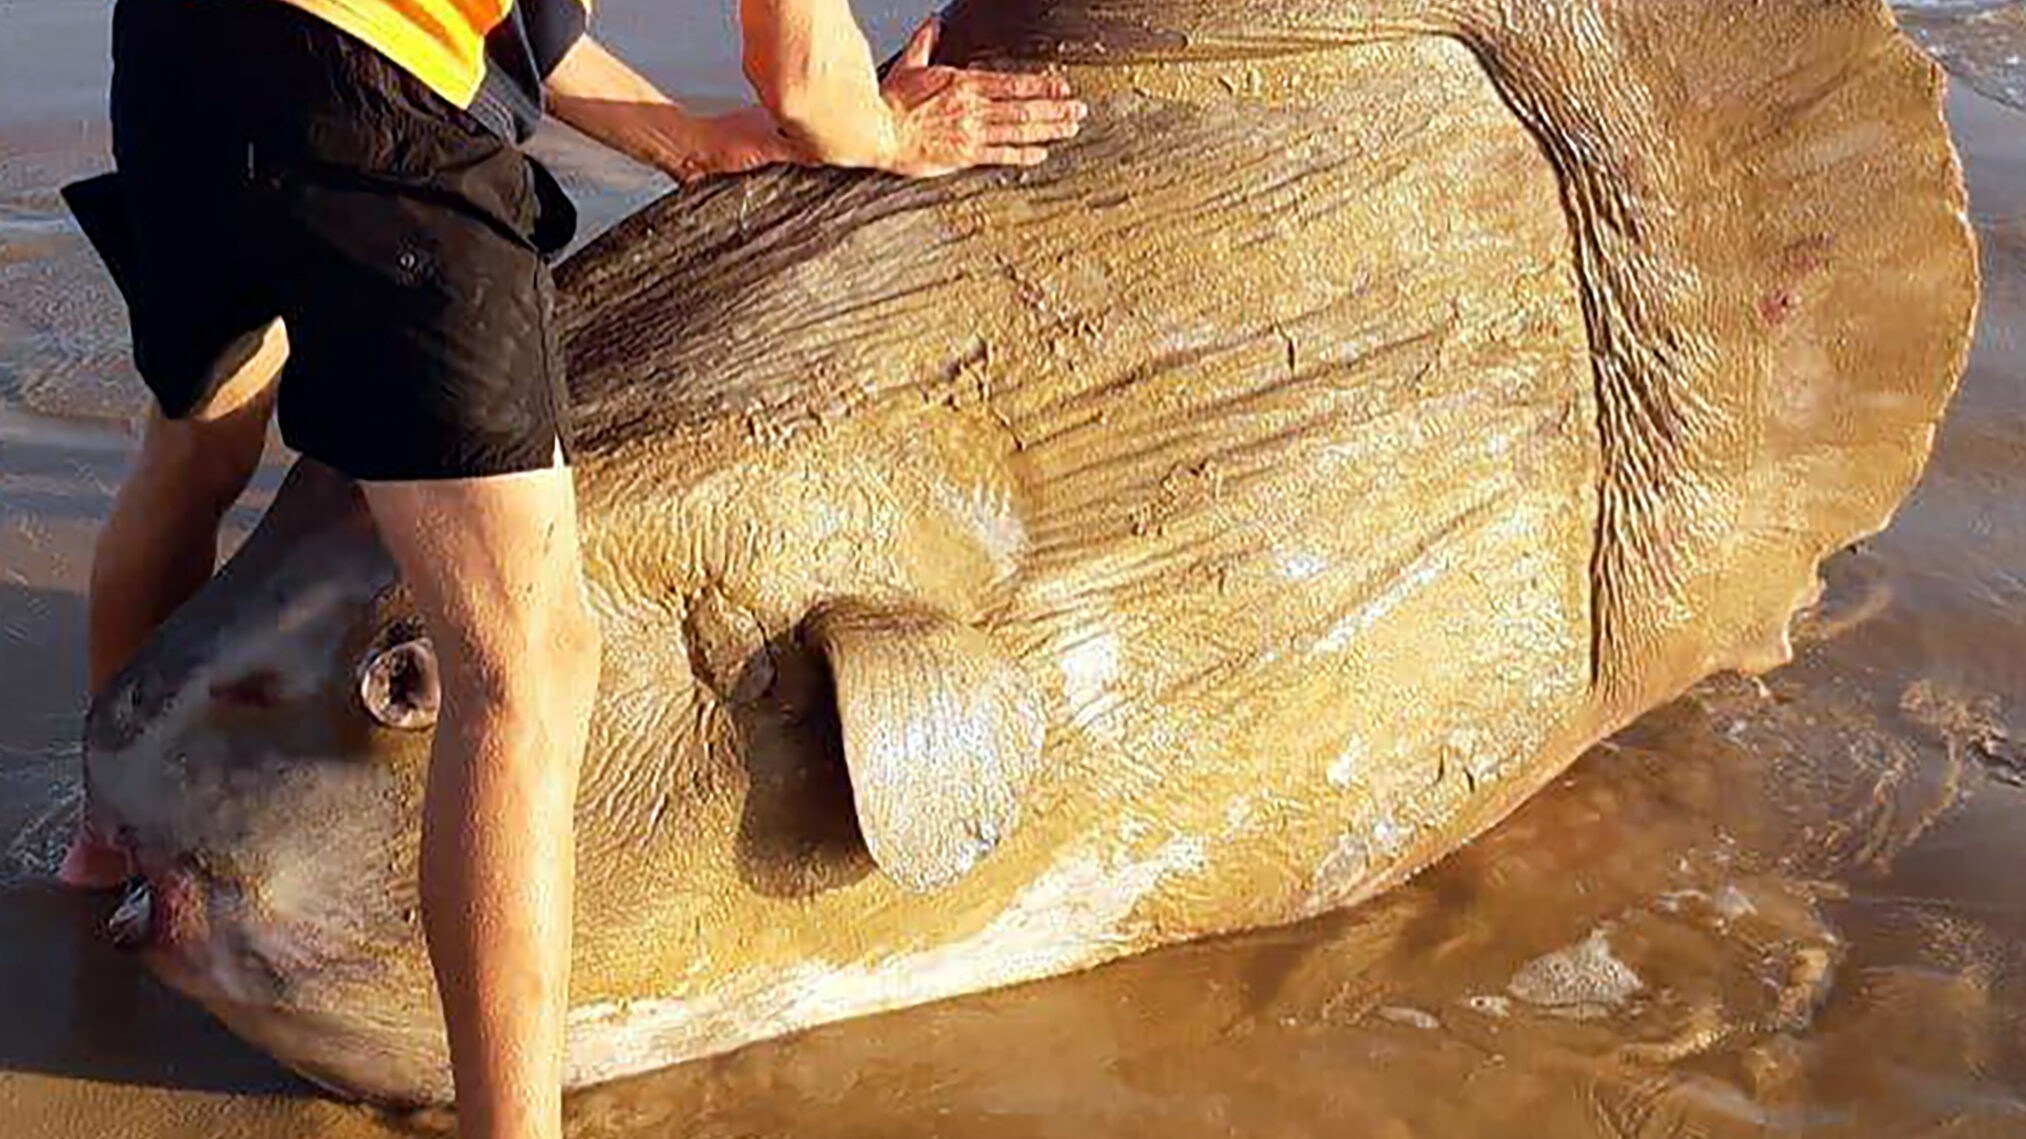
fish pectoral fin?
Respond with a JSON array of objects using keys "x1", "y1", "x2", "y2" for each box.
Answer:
[{"x1": 806, "y1": 598, "x2": 1047, "y2": 893}]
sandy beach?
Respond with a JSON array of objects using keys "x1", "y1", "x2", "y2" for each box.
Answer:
[{"x1": 2, "y1": 3, "x2": 2023, "y2": 1136}]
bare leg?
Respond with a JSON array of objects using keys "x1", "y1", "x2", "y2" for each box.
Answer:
[
  {"x1": 362, "y1": 466, "x2": 601, "y2": 1139},
  {"x1": 62, "y1": 319, "x2": 288, "y2": 888}
]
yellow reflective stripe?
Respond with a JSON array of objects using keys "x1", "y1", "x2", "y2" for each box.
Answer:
[{"x1": 272, "y1": 0, "x2": 515, "y2": 108}]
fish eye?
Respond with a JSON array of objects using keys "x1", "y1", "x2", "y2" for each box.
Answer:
[{"x1": 359, "y1": 637, "x2": 441, "y2": 731}]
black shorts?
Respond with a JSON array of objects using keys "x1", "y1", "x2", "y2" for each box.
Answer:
[{"x1": 66, "y1": 0, "x2": 578, "y2": 481}]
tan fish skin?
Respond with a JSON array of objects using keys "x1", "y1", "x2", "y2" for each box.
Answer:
[{"x1": 79, "y1": 0, "x2": 1975, "y2": 1105}]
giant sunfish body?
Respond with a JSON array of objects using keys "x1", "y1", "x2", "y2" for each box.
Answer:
[{"x1": 82, "y1": 0, "x2": 1976, "y2": 1103}]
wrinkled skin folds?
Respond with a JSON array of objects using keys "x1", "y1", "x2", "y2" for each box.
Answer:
[{"x1": 82, "y1": 0, "x2": 1975, "y2": 1104}]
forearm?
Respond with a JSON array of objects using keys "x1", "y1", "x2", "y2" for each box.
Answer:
[
  {"x1": 546, "y1": 37, "x2": 717, "y2": 178},
  {"x1": 421, "y1": 703, "x2": 582, "y2": 1139},
  {"x1": 740, "y1": 0, "x2": 895, "y2": 167}
]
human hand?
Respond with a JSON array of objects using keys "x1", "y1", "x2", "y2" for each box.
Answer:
[
  {"x1": 678, "y1": 106, "x2": 809, "y2": 181},
  {"x1": 876, "y1": 19, "x2": 1087, "y2": 178},
  {"x1": 548, "y1": 36, "x2": 811, "y2": 185}
]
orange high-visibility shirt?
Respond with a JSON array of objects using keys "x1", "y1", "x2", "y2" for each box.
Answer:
[{"x1": 279, "y1": 0, "x2": 591, "y2": 138}]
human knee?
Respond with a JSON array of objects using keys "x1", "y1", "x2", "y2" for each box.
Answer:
[
  {"x1": 165, "y1": 321, "x2": 284, "y2": 493},
  {"x1": 136, "y1": 410, "x2": 268, "y2": 519},
  {"x1": 444, "y1": 591, "x2": 602, "y2": 712}
]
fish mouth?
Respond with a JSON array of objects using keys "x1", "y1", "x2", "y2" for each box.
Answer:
[
  {"x1": 105, "y1": 862, "x2": 202, "y2": 957},
  {"x1": 108, "y1": 876, "x2": 156, "y2": 950},
  {"x1": 75, "y1": 805, "x2": 168, "y2": 951}
]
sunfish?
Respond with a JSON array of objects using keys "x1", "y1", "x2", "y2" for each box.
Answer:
[{"x1": 81, "y1": 0, "x2": 1975, "y2": 1103}]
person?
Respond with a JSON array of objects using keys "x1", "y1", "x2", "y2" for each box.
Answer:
[{"x1": 59, "y1": 1, "x2": 1085, "y2": 1136}]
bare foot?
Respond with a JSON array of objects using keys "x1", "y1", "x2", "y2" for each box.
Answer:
[{"x1": 57, "y1": 828, "x2": 131, "y2": 890}]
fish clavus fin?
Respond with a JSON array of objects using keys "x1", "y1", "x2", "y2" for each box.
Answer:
[{"x1": 805, "y1": 598, "x2": 1048, "y2": 892}]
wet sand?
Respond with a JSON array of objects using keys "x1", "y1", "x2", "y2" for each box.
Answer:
[{"x1": 3, "y1": 7, "x2": 2025, "y2": 1138}]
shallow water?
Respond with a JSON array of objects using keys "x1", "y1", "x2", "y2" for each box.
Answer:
[
  {"x1": 1900, "y1": 1, "x2": 2026, "y2": 109},
  {"x1": 2, "y1": 3, "x2": 2024, "y2": 1137}
]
